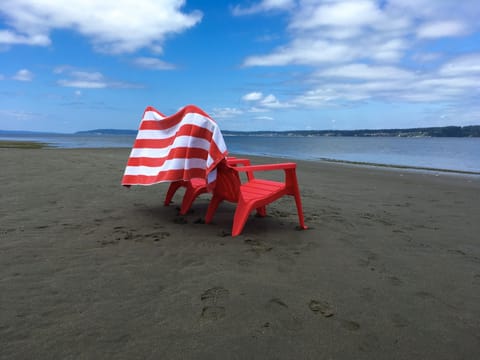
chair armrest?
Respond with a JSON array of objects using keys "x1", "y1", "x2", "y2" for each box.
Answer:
[
  {"x1": 232, "y1": 162, "x2": 297, "y2": 173},
  {"x1": 227, "y1": 158, "x2": 251, "y2": 166},
  {"x1": 227, "y1": 158, "x2": 254, "y2": 180}
]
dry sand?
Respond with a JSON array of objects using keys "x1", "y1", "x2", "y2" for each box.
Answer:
[{"x1": 1, "y1": 148, "x2": 480, "y2": 359}]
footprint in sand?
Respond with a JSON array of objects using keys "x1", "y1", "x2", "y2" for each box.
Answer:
[
  {"x1": 99, "y1": 227, "x2": 164, "y2": 246},
  {"x1": 116, "y1": 228, "x2": 143, "y2": 242},
  {"x1": 308, "y1": 299, "x2": 335, "y2": 317},
  {"x1": 200, "y1": 286, "x2": 229, "y2": 321},
  {"x1": 448, "y1": 249, "x2": 467, "y2": 256},
  {"x1": 268, "y1": 298, "x2": 288, "y2": 309},
  {"x1": 309, "y1": 300, "x2": 360, "y2": 331},
  {"x1": 144, "y1": 231, "x2": 170, "y2": 242},
  {"x1": 201, "y1": 306, "x2": 225, "y2": 321}
]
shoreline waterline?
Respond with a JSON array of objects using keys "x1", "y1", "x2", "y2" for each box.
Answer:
[{"x1": 317, "y1": 157, "x2": 480, "y2": 176}]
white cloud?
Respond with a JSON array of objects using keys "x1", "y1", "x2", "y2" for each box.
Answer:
[
  {"x1": 295, "y1": 62, "x2": 480, "y2": 106},
  {"x1": 0, "y1": 0, "x2": 202, "y2": 53},
  {"x1": 248, "y1": 107, "x2": 270, "y2": 113},
  {"x1": 238, "y1": 0, "x2": 480, "y2": 113},
  {"x1": 417, "y1": 21, "x2": 467, "y2": 38},
  {"x1": 244, "y1": 39, "x2": 358, "y2": 66},
  {"x1": 387, "y1": 0, "x2": 480, "y2": 22},
  {"x1": 290, "y1": 0, "x2": 384, "y2": 29},
  {"x1": 316, "y1": 63, "x2": 415, "y2": 80},
  {"x1": 210, "y1": 107, "x2": 243, "y2": 119},
  {"x1": 241, "y1": 92, "x2": 294, "y2": 109},
  {"x1": 232, "y1": 0, "x2": 295, "y2": 16},
  {"x1": 255, "y1": 116, "x2": 274, "y2": 121},
  {"x1": 439, "y1": 54, "x2": 480, "y2": 76},
  {"x1": 244, "y1": 35, "x2": 408, "y2": 66},
  {"x1": 13, "y1": 69, "x2": 33, "y2": 81},
  {"x1": 261, "y1": 94, "x2": 281, "y2": 107},
  {"x1": 55, "y1": 68, "x2": 140, "y2": 89},
  {"x1": 242, "y1": 92, "x2": 263, "y2": 101},
  {"x1": 133, "y1": 57, "x2": 176, "y2": 70},
  {"x1": 0, "y1": 30, "x2": 50, "y2": 46},
  {"x1": 242, "y1": 0, "x2": 479, "y2": 67},
  {"x1": 58, "y1": 80, "x2": 107, "y2": 89}
]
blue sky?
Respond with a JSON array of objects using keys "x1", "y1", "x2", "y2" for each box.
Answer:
[{"x1": 1, "y1": 0, "x2": 480, "y2": 132}]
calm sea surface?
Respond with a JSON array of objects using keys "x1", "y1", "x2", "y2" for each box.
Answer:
[{"x1": 2, "y1": 133, "x2": 480, "y2": 174}]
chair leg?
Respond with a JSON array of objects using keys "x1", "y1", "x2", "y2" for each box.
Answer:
[
  {"x1": 205, "y1": 196, "x2": 222, "y2": 224},
  {"x1": 179, "y1": 186, "x2": 195, "y2": 215},
  {"x1": 164, "y1": 181, "x2": 184, "y2": 206},
  {"x1": 293, "y1": 191, "x2": 308, "y2": 230},
  {"x1": 179, "y1": 186, "x2": 208, "y2": 215},
  {"x1": 232, "y1": 202, "x2": 253, "y2": 237},
  {"x1": 255, "y1": 206, "x2": 267, "y2": 217}
]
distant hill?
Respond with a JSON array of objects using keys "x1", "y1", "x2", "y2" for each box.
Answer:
[{"x1": 222, "y1": 125, "x2": 480, "y2": 137}]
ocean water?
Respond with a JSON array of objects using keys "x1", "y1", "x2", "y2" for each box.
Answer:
[
  {"x1": 226, "y1": 136, "x2": 480, "y2": 174},
  {"x1": 2, "y1": 133, "x2": 480, "y2": 174}
]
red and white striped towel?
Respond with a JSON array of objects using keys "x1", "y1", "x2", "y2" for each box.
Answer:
[{"x1": 122, "y1": 105, "x2": 228, "y2": 187}]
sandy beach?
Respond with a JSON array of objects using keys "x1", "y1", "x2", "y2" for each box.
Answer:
[{"x1": 1, "y1": 147, "x2": 480, "y2": 359}]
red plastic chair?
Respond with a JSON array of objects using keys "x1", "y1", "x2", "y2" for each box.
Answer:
[
  {"x1": 205, "y1": 159, "x2": 308, "y2": 236},
  {"x1": 164, "y1": 157, "x2": 251, "y2": 215}
]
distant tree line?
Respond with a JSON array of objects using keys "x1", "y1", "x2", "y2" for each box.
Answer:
[
  {"x1": 223, "y1": 125, "x2": 480, "y2": 137},
  {"x1": 72, "y1": 125, "x2": 480, "y2": 137}
]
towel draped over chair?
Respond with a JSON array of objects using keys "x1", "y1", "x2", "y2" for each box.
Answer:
[{"x1": 121, "y1": 105, "x2": 228, "y2": 188}]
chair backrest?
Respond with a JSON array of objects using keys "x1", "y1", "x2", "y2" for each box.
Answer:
[{"x1": 213, "y1": 160, "x2": 241, "y2": 202}]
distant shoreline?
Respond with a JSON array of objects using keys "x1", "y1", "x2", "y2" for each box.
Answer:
[
  {"x1": 317, "y1": 157, "x2": 480, "y2": 176},
  {"x1": 2, "y1": 124, "x2": 480, "y2": 137},
  {"x1": 0, "y1": 140, "x2": 52, "y2": 149},
  {"x1": 75, "y1": 125, "x2": 480, "y2": 137}
]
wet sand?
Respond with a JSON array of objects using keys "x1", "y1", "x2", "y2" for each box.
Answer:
[{"x1": 1, "y1": 148, "x2": 480, "y2": 359}]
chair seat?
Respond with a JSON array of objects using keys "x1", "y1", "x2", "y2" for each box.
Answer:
[{"x1": 240, "y1": 179, "x2": 286, "y2": 202}]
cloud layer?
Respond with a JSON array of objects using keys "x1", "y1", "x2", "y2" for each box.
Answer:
[
  {"x1": 238, "y1": 0, "x2": 480, "y2": 110},
  {"x1": 54, "y1": 67, "x2": 140, "y2": 89},
  {"x1": 0, "y1": 0, "x2": 202, "y2": 53}
]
